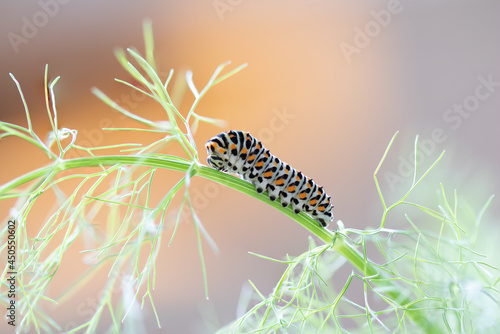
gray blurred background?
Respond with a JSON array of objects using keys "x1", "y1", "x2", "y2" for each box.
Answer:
[{"x1": 1, "y1": 0, "x2": 499, "y2": 332}]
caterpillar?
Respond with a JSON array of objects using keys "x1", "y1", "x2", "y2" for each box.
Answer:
[{"x1": 205, "y1": 130, "x2": 333, "y2": 227}]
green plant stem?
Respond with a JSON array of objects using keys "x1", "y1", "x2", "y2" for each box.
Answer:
[
  {"x1": 1, "y1": 154, "x2": 439, "y2": 333},
  {"x1": 1, "y1": 155, "x2": 333, "y2": 241}
]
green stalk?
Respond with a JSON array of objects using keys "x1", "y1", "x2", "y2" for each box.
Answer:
[{"x1": 1, "y1": 155, "x2": 334, "y2": 242}]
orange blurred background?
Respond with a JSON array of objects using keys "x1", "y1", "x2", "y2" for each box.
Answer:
[{"x1": 1, "y1": 0, "x2": 499, "y2": 332}]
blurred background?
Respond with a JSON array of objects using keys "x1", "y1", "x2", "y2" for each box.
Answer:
[{"x1": 1, "y1": 0, "x2": 499, "y2": 332}]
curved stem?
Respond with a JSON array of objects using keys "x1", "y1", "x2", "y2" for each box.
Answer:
[{"x1": 1, "y1": 155, "x2": 335, "y2": 243}]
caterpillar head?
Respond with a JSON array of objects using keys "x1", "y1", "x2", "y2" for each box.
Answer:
[
  {"x1": 206, "y1": 155, "x2": 225, "y2": 171},
  {"x1": 205, "y1": 136, "x2": 230, "y2": 171}
]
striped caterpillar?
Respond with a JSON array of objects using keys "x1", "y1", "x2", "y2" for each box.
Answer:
[{"x1": 205, "y1": 130, "x2": 333, "y2": 226}]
